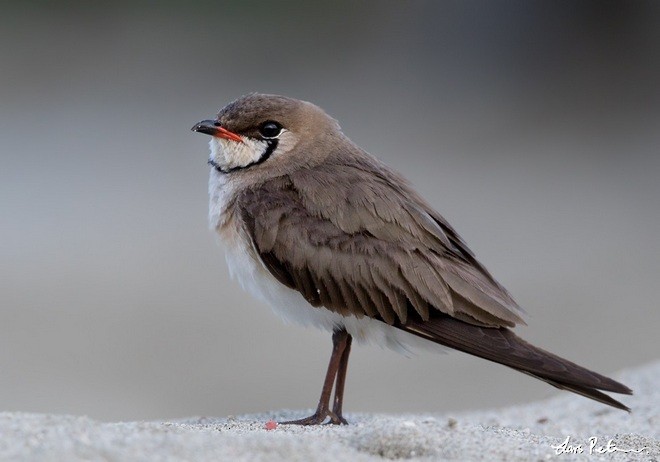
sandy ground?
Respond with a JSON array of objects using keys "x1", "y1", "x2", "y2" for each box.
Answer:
[{"x1": 0, "y1": 361, "x2": 657, "y2": 462}]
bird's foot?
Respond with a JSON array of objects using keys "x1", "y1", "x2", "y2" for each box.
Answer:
[
  {"x1": 280, "y1": 408, "x2": 347, "y2": 425},
  {"x1": 326, "y1": 410, "x2": 348, "y2": 425}
]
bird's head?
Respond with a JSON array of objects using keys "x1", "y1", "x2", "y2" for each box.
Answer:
[{"x1": 192, "y1": 93, "x2": 341, "y2": 174}]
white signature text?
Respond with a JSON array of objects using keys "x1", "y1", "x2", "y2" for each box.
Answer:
[{"x1": 551, "y1": 436, "x2": 649, "y2": 455}]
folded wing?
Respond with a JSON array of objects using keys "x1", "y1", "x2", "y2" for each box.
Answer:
[{"x1": 237, "y1": 154, "x2": 525, "y2": 328}]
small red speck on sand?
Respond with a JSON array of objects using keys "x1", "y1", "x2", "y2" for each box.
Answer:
[{"x1": 265, "y1": 420, "x2": 278, "y2": 431}]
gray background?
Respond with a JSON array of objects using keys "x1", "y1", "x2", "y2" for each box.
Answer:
[{"x1": 1, "y1": 1, "x2": 658, "y2": 422}]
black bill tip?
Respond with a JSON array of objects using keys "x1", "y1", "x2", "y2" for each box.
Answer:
[{"x1": 191, "y1": 119, "x2": 218, "y2": 136}]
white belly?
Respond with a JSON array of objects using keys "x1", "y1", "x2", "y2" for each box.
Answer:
[{"x1": 209, "y1": 170, "x2": 445, "y2": 356}]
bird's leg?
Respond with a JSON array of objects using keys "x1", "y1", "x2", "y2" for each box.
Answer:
[
  {"x1": 329, "y1": 333, "x2": 352, "y2": 424},
  {"x1": 280, "y1": 328, "x2": 350, "y2": 425}
]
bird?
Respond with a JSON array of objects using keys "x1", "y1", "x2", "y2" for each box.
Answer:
[{"x1": 191, "y1": 93, "x2": 632, "y2": 425}]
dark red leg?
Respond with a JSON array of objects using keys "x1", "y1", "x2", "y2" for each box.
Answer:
[
  {"x1": 329, "y1": 333, "x2": 352, "y2": 424},
  {"x1": 280, "y1": 328, "x2": 352, "y2": 425}
]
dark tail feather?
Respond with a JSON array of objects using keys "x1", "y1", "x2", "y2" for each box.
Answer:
[
  {"x1": 401, "y1": 315, "x2": 632, "y2": 411},
  {"x1": 527, "y1": 373, "x2": 630, "y2": 411}
]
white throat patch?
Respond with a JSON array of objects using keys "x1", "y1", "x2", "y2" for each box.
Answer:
[{"x1": 209, "y1": 136, "x2": 268, "y2": 172}]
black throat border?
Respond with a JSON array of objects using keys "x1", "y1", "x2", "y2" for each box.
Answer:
[{"x1": 208, "y1": 139, "x2": 278, "y2": 174}]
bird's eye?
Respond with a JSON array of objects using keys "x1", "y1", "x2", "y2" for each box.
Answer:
[{"x1": 258, "y1": 121, "x2": 282, "y2": 139}]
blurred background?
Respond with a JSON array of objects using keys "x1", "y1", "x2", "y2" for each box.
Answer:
[{"x1": 1, "y1": 1, "x2": 658, "y2": 422}]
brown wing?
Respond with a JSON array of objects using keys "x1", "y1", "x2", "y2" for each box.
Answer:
[
  {"x1": 401, "y1": 314, "x2": 632, "y2": 410},
  {"x1": 237, "y1": 153, "x2": 525, "y2": 327}
]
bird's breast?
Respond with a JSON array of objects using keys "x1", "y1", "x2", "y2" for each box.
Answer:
[{"x1": 208, "y1": 169, "x2": 339, "y2": 330}]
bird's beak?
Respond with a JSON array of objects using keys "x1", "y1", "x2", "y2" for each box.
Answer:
[{"x1": 191, "y1": 120, "x2": 243, "y2": 143}]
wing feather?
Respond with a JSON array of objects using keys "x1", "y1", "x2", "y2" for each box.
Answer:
[
  {"x1": 400, "y1": 314, "x2": 631, "y2": 409},
  {"x1": 236, "y1": 155, "x2": 525, "y2": 328}
]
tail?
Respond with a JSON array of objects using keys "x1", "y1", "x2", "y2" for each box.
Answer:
[{"x1": 400, "y1": 315, "x2": 633, "y2": 411}]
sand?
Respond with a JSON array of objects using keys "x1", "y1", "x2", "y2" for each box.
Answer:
[{"x1": 1, "y1": 361, "x2": 658, "y2": 461}]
